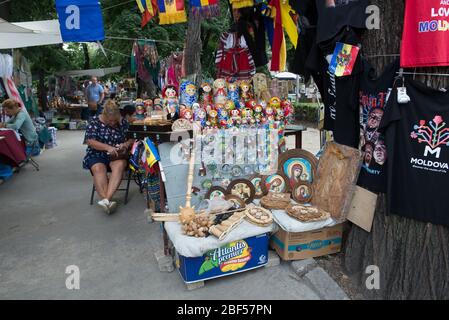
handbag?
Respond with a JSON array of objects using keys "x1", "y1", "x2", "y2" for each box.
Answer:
[{"x1": 108, "y1": 146, "x2": 129, "y2": 161}]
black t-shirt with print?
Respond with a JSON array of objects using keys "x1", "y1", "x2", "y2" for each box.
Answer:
[
  {"x1": 315, "y1": 0, "x2": 369, "y2": 44},
  {"x1": 357, "y1": 58, "x2": 399, "y2": 193},
  {"x1": 380, "y1": 79, "x2": 449, "y2": 227}
]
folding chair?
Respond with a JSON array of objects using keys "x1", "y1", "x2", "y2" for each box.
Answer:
[{"x1": 89, "y1": 167, "x2": 134, "y2": 205}]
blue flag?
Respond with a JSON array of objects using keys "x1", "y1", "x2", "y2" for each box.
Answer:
[{"x1": 55, "y1": 0, "x2": 105, "y2": 42}]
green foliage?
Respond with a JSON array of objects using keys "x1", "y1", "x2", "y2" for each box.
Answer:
[{"x1": 294, "y1": 102, "x2": 320, "y2": 123}]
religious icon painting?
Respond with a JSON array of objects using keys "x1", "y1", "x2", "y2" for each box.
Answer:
[
  {"x1": 205, "y1": 186, "x2": 227, "y2": 201},
  {"x1": 248, "y1": 174, "x2": 266, "y2": 199},
  {"x1": 226, "y1": 179, "x2": 256, "y2": 204},
  {"x1": 278, "y1": 149, "x2": 318, "y2": 189},
  {"x1": 292, "y1": 181, "x2": 314, "y2": 204},
  {"x1": 261, "y1": 172, "x2": 290, "y2": 194}
]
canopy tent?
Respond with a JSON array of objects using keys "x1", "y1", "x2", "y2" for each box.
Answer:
[
  {"x1": 274, "y1": 72, "x2": 300, "y2": 80},
  {"x1": 55, "y1": 66, "x2": 122, "y2": 77},
  {"x1": 0, "y1": 18, "x2": 62, "y2": 49}
]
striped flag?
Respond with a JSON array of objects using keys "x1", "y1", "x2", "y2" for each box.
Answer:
[
  {"x1": 189, "y1": 0, "x2": 219, "y2": 18},
  {"x1": 328, "y1": 42, "x2": 360, "y2": 77},
  {"x1": 136, "y1": 0, "x2": 158, "y2": 28}
]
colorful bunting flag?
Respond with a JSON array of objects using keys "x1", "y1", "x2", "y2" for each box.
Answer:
[
  {"x1": 157, "y1": 0, "x2": 187, "y2": 25},
  {"x1": 189, "y1": 0, "x2": 219, "y2": 18},
  {"x1": 229, "y1": 0, "x2": 254, "y2": 10},
  {"x1": 136, "y1": 0, "x2": 158, "y2": 28},
  {"x1": 328, "y1": 42, "x2": 360, "y2": 77}
]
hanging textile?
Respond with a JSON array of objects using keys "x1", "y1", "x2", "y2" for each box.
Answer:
[
  {"x1": 157, "y1": 0, "x2": 187, "y2": 25},
  {"x1": 136, "y1": 0, "x2": 158, "y2": 27},
  {"x1": 215, "y1": 32, "x2": 256, "y2": 80},
  {"x1": 280, "y1": 0, "x2": 297, "y2": 48},
  {"x1": 189, "y1": 0, "x2": 219, "y2": 18},
  {"x1": 266, "y1": 0, "x2": 286, "y2": 71},
  {"x1": 229, "y1": 0, "x2": 254, "y2": 10}
]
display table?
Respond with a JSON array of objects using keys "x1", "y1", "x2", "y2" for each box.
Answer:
[
  {"x1": 0, "y1": 129, "x2": 26, "y2": 167},
  {"x1": 285, "y1": 124, "x2": 307, "y2": 149}
]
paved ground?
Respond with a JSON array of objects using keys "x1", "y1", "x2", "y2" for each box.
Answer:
[{"x1": 0, "y1": 129, "x2": 347, "y2": 300}]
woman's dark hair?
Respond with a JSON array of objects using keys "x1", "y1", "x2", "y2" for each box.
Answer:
[{"x1": 120, "y1": 104, "x2": 136, "y2": 117}]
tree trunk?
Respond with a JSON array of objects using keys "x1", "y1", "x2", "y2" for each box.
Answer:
[
  {"x1": 344, "y1": 0, "x2": 449, "y2": 300},
  {"x1": 82, "y1": 43, "x2": 90, "y2": 70},
  {"x1": 184, "y1": 13, "x2": 202, "y2": 86}
]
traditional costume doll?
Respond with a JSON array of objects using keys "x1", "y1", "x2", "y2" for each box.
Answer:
[
  {"x1": 275, "y1": 107, "x2": 285, "y2": 122},
  {"x1": 227, "y1": 82, "x2": 240, "y2": 106},
  {"x1": 207, "y1": 109, "x2": 219, "y2": 127},
  {"x1": 194, "y1": 107, "x2": 207, "y2": 127},
  {"x1": 245, "y1": 99, "x2": 257, "y2": 110},
  {"x1": 162, "y1": 85, "x2": 179, "y2": 116},
  {"x1": 214, "y1": 78, "x2": 227, "y2": 104},
  {"x1": 239, "y1": 80, "x2": 253, "y2": 104},
  {"x1": 200, "y1": 82, "x2": 213, "y2": 106},
  {"x1": 241, "y1": 108, "x2": 253, "y2": 125},
  {"x1": 144, "y1": 99, "x2": 153, "y2": 115},
  {"x1": 135, "y1": 104, "x2": 146, "y2": 120},
  {"x1": 281, "y1": 99, "x2": 294, "y2": 124},
  {"x1": 224, "y1": 100, "x2": 236, "y2": 112}
]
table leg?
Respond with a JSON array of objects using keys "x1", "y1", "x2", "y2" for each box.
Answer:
[{"x1": 295, "y1": 131, "x2": 303, "y2": 149}]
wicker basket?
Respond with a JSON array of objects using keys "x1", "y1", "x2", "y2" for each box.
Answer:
[
  {"x1": 260, "y1": 192, "x2": 291, "y2": 210},
  {"x1": 244, "y1": 206, "x2": 273, "y2": 227}
]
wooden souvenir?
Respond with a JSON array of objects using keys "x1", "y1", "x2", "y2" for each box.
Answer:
[
  {"x1": 181, "y1": 214, "x2": 214, "y2": 238},
  {"x1": 278, "y1": 149, "x2": 318, "y2": 189},
  {"x1": 226, "y1": 179, "x2": 256, "y2": 204},
  {"x1": 224, "y1": 194, "x2": 246, "y2": 210},
  {"x1": 312, "y1": 142, "x2": 363, "y2": 222},
  {"x1": 172, "y1": 118, "x2": 193, "y2": 131},
  {"x1": 285, "y1": 204, "x2": 331, "y2": 223},
  {"x1": 260, "y1": 192, "x2": 291, "y2": 210},
  {"x1": 205, "y1": 186, "x2": 227, "y2": 201},
  {"x1": 261, "y1": 172, "x2": 290, "y2": 194},
  {"x1": 244, "y1": 205, "x2": 273, "y2": 227},
  {"x1": 248, "y1": 174, "x2": 267, "y2": 199},
  {"x1": 208, "y1": 210, "x2": 246, "y2": 241},
  {"x1": 291, "y1": 181, "x2": 314, "y2": 204}
]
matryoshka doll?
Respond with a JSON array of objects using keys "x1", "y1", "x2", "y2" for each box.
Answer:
[
  {"x1": 239, "y1": 80, "x2": 253, "y2": 104},
  {"x1": 194, "y1": 108, "x2": 207, "y2": 127},
  {"x1": 269, "y1": 96, "x2": 281, "y2": 110},
  {"x1": 227, "y1": 82, "x2": 240, "y2": 106},
  {"x1": 144, "y1": 99, "x2": 153, "y2": 115},
  {"x1": 218, "y1": 108, "x2": 229, "y2": 128},
  {"x1": 135, "y1": 104, "x2": 146, "y2": 121},
  {"x1": 245, "y1": 99, "x2": 257, "y2": 110},
  {"x1": 224, "y1": 100, "x2": 235, "y2": 113},
  {"x1": 200, "y1": 81, "x2": 213, "y2": 107},
  {"x1": 207, "y1": 109, "x2": 219, "y2": 127},
  {"x1": 265, "y1": 105, "x2": 275, "y2": 123},
  {"x1": 241, "y1": 108, "x2": 253, "y2": 125},
  {"x1": 181, "y1": 82, "x2": 198, "y2": 107},
  {"x1": 181, "y1": 108, "x2": 193, "y2": 122},
  {"x1": 213, "y1": 78, "x2": 227, "y2": 105},
  {"x1": 275, "y1": 107, "x2": 285, "y2": 122},
  {"x1": 230, "y1": 108, "x2": 241, "y2": 126},
  {"x1": 254, "y1": 104, "x2": 263, "y2": 124}
]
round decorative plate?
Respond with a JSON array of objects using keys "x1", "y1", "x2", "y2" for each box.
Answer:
[
  {"x1": 172, "y1": 118, "x2": 192, "y2": 131},
  {"x1": 226, "y1": 179, "x2": 256, "y2": 204},
  {"x1": 248, "y1": 174, "x2": 267, "y2": 199},
  {"x1": 261, "y1": 172, "x2": 290, "y2": 194},
  {"x1": 231, "y1": 165, "x2": 244, "y2": 177},
  {"x1": 224, "y1": 194, "x2": 246, "y2": 209},
  {"x1": 278, "y1": 149, "x2": 318, "y2": 189},
  {"x1": 204, "y1": 186, "x2": 227, "y2": 200},
  {"x1": 291, "y1": 181, "x2": 314, "y2": 204}
]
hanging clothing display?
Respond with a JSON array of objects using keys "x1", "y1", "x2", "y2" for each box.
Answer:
[
  {"x1": 157, "y1": 0, "x2": 187, "y2": 25},
  {"x1": 166, "y1": 52, "x2": 185, "y2": 90},
  {"x1": 215, "y1": 32, "x2": 256, "y2": 80},
  {"x1": 189, "y1": 0, "x2": 220, "y2": 18},
  {"x1": 266, "y1": 0, "x2": 287, "y2": 71},
  {"x1": 381, "y1": 79, "x2": 449, "y2": 227},
  {"x1": 315, "y1": 0, "x2": 369, "y2": 44},
  {"x1": 236, "y1": 5, "x2": 268, "y2": 68},
  {"x1": 401, "y1": 0, "x2": 449, "y2": 68},
  {"x1": 357, "y1": 58, "x2": 399, "y2": 193},
  {"x1": 132, "y1": 40, "x2": 160, "y2": 90}
]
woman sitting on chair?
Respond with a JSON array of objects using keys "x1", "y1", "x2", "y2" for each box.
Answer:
[
  {"x1": 0, "y1": 99, "x2": 38, "y2": 149},
  {"x1": 83, "y1": 100, "x2": 134, "y2": 214}
]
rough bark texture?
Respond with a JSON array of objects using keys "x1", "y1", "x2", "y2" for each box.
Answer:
[
  {"x1": 344, "y1": 0, "x2": 449, "y2": 300},
  {"x1": 82, "y1": 43, "x2": 90, "y2": 70},
  {"x1": 184, "y1": 13, "x2": 202, "y2": 86}
]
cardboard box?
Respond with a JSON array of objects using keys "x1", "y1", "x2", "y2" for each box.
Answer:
[
  {"x1": 270, "y1": 224, "x2": 343, "y2": 261},
  {"x1": 175, "y1": 233, "x2": 269, "y2": 283}
]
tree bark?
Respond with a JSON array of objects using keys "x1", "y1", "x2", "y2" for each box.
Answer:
[
  {"x1": 184, "y1": 13, "x2": 202, "y2": 86},
  {"x1": 344, "y1": 0, "x2": 449, "y2": 300},
  {"x1": 82, "y1": 43, "x2": 90, "y2": 70},
  {"x1": 37, "y1": 68, "x2": 48, "y2": 112}
]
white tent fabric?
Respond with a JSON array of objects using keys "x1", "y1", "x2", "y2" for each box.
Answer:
[
  {"x1": 274, "y1": 72, "x2": 300, "y2": 80},
  {"x1": 0, "y1": 18, "x2": 62, "y2": 49},
  {"x1": 55, "y1": 66, "x2": 122, "y2": 77}
]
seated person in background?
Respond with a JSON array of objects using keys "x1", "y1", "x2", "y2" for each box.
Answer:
[
  {"x1": 0, "y1": 99, "x2": 38, "y2": 148},
  {"x1": 83, "y1": 100, "x2": 134, "y2": 214}
]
